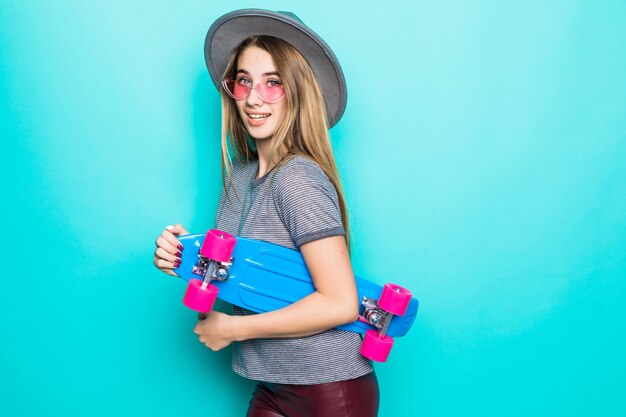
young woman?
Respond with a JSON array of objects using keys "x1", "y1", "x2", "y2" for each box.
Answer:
[{"x1": 153, "y1": 9, "x2": 379, "y2": 417}]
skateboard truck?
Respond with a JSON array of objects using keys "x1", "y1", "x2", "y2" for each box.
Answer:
[
  {"x1": 192, "y1": 255, "x2": 233, "y2": 285},
  {"x1": 182, "y1": 230, "x2": 237, "y2": 313},
  {"x1": 359, "y1": 284, "x2": 412, "y2": 362},
  {"x1": 361, "y1": 296, "x2": 392, "y2": 331}
]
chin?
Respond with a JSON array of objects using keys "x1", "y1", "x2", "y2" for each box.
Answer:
[{"x1": 247, "y1": 127, "x2": 277, "y2": 141}]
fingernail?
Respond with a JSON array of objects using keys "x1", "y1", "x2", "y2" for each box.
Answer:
[
  {"x1": 175, "y1": 251, "x2": 182, "y2": 257},
  {"x1": 174, "y1": 259, "x2": 181, "y2": 266},
  {"x1": 166, "y1": 225, "x2": 174, "y2": 230},
  {"x1": 177, "y1": 244, "x2": 184, "y2": 251}
]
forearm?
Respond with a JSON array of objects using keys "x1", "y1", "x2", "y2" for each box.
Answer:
[{"x1": 231, "y1": 290, "x2": 359, "y2": 340}]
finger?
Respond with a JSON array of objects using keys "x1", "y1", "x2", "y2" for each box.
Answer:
[
  {"x1": 166, "y1": 223, "x2": 190, "y2": 236},
  {"x1": 155, "y1": 247, "x2": 181, "y2": 264},
  {"x1": 155, "y1": 236, "x2": 179, "y2": 256},
  {"x1": 152, "y1": 256, "x2": 180, "y2": 276},
  {"x1": 161, "y1": 230, "x2": 184, "y2": 252},
  {"x1": 193, "y1": 322, "x2": 202, "y2": 334}
]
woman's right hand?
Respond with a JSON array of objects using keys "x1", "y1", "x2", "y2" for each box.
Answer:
[{"x1": 153, "y1": 224, "x2": 189, "y2": 276}]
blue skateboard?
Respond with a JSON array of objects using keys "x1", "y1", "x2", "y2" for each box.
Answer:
[{"x1": 174, "y1": 229, "x2": 419, "y2": 361}]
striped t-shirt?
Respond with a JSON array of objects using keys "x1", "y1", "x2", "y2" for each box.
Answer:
[{"x1": 214, "y1": 155, "x2": 373, "y2": 384}]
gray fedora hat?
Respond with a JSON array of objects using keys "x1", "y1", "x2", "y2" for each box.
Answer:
[{"x1": 204, "y1": 9, "x2": 347, "y2": 128}]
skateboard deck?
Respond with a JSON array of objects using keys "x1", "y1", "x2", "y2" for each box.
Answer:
[{"x1": 174, "y1": 233, "x2": 418, "y2": 338}]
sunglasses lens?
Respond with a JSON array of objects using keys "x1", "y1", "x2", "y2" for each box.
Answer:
[
  {"x1": 257, "y1": 83, "x2": 284, "y2": 102},
  {"x1": 223, "y1": 79, "x2": 249, "y2": 100}
]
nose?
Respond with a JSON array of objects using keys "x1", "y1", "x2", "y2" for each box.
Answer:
[{"x1": 245, "y1": 85, "x2": 263, "y2": 107}]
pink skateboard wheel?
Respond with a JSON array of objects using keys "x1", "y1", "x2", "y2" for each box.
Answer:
[
  {"x1": 361, "y1": 329, "x2": 394, "y2": 362},
  {"x1": 377, "y1": 283, "x2": 412, "y2": 316},
  {"x1": 199, "y1": 229, "x2": 236, "y2": 263},
  {"x1": 183, "y1": 279, "x2": 219, "y2": 313}
]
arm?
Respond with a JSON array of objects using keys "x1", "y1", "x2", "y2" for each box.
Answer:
[{"x1": 194, "y1": 235, "x2": 360, "y2": 350}]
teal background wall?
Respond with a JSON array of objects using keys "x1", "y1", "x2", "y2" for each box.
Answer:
[{"x1": 2, "y1": 1, "x2": 625, "y2": 416}]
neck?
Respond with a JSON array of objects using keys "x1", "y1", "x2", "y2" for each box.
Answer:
[{"x1": 255, "y1": 138, "x2": 286, "y2": 179}]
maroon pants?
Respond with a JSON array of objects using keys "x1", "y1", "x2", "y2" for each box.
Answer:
[{"x1": 246, "y1": 372, "x2": 379, "y2": 417}]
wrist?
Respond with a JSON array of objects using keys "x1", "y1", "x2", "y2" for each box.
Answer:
[{"x1": 227, "y1": 314, "x2": 249, "y2": 342}]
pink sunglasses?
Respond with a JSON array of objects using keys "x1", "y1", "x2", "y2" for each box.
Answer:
[{"x1": 222, "y1": 77, "x2": 285, "y2": 103}]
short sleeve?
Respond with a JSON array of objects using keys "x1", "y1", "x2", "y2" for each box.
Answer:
[{"x1": 272, "y1": 158, "x2": 345, "y2": 248}]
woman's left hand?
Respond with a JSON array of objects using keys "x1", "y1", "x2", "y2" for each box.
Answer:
[{"x1": 193, "y1": 311, "x2": 237, "y2": 351}]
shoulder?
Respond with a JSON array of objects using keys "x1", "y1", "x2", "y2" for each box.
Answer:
[
  {"x1": 272, "y1": 155, "x2": 331, "y2": 191},
  {"x1": 271, "y1": 155, "x2": 340, "y2": 213}
]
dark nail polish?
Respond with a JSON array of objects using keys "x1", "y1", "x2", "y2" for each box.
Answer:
[
  {"x1": 175, "y1": 251, "x2": 182, "y2": 257},
  {"x1": 174, "y1": 258, "x2": 181, "y2": 266},
  {"x1": 177, "y1": 244, "x2": 184, "y2": 251}
]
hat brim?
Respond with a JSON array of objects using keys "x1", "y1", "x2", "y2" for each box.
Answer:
[{"x1": 204, "y1": 9, "x2": 347, "y2": 128}]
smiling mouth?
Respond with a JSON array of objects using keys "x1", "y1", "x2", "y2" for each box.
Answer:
[{"x1": 247, "y1": 113, "x2": 270, "y2": 119}]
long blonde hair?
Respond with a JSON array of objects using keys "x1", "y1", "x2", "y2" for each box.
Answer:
[{"x1": 219, "y1": 35, "x2": 350, "y2": 248}]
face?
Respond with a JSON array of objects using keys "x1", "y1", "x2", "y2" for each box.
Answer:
[{"x1": 233, "y1": 46, "x2": 286, "y2": 141}]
